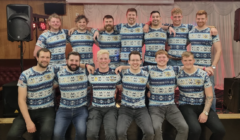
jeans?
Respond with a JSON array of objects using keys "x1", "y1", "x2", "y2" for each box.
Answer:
[
  {"x1": 167, "y1": 59, "x2": 183, "y2": 66},
  {"x1": 210, "y1": 76, "x2": 216, "y2": 111},
  {"x1": 87, "y1": 106, "x2": 118, "y2": 140},
  {"x1": 7, "y1": 107, "x2": 55, "y2": 140},
  {"x1": 179, "y1": 104, "x2": 225, "y2": 140},
  {"x1": 117, "y1": 106, "x2": 154, "y2": 140},
  {"x1": 149, "y1": 105, "x2": 188, "y2": 140},
  {"x1": 53, "y1": 106, "x2": 88, "y2": 140}
]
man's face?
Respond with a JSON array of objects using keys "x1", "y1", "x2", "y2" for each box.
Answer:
[
  {"x1": 97, "y1": 54, "x2": 110, "y2": 70},
  {"x1": 155, "y1": 54, "x2": 169, "y2": 67},
  {"x1": 181, "y1": 56, "x2": 195, "y2": 69},
  {"x1": 171, "y1": 13, "x2": 183, "y2": 26},
  {"x1": 150, "y1": 13, "x2": 161, "y2": 26},
  {"x1": 128, "y1": 54, "x2": 141, "y2": 71},
  {"x1": 126, "y1": 11, "x2": 137, "y2": 25},
  {"x1": 103, "y1": 18, "x2": 114, "y2": 32},
  {"x1": 48, "y1": 17, "x2": 61, "y2": 30},
  {"x1": 37, "y1": 51, "x2": 51, "y2": 68},
  {"x1": 76, "y1": 18, "x2": 87, "y2": 31},
  {"x1": 66, "y1": 55, "x2": 80, "y2": 71},
  {"x1": 196, "y1": 14, "x2": 207, "y2": 28}
]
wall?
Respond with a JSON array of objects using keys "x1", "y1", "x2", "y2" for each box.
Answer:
[{"x1": 0, "y1": 0, "x2": 84, "y2": 59}]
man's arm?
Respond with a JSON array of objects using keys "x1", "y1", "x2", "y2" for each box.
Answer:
[
  {"x1": 115, "y1": 66, "x2": 130, "y2": 74},
  {"x1": 18, "y1": 87, "x2": 36, "y2": 133},
  {"x1": 211, "y1": 41, "x2": 222, "y2": 69},
  {"x1": 33, "y1": 45, "x2": 42, "y2": 58}
]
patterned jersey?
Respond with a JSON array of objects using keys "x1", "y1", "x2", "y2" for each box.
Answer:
[
  {"x1": 166, "y1": 24, "x2": 194, "y2": 58},
  {"x1": 188, "y1": 27, "x2": 220, "y2": 66},
  {"x1": 97, "y1": 31, "x2": 121, "y2": 69},
  {"x1": 88, "y1": 68, "x2": 121, "y2": 107},
  {"x1": 142, "y1": 65, "x2": 181, "y2": 106},
  {"x1": 36, "y1": 29, "x2": 68, "y2": 65},
  {"x1": 55, "y1": 68, "x2": 88, "y2": 109},
  {"x1": 144, "y1": 27, "x2": 167, "y2": 64},
  {"x1": 68, "y1": 30, "x2": 94, "y2": 65},
  {"x1": 115, "y1": 23, "x2": 144, "y2": 61},
  {"x1": 17, "y1": 65, "x2": 62, "y2": 110},
  {"x1": 176, "y1": 68, "x2": 212, "y2": 105},
  {"x1": 121, "y1": 69, "x2": 149, "y2": 108}
]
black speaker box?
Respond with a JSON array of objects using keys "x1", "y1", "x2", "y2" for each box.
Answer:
[
  {"x1": 44, "y1": 3, "x2": 66, "y2": 15},
  {"x1": 223, "y1": 78, "x2": 240, "y2": 113},
  {"x1": 234, "y1": 8, "x2": 240, "y2": 42},
  {"x1": 6, "y1": 4, "x2": 33, "y2": 41},
  {"x1": 2, "y1": 81, "x2": 19, "y2": 117}
]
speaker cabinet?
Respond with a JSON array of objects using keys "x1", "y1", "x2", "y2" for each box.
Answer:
[
  {"x1": 2, "y1": 81, "x2": 19, "y2": 117},
  {"x1": 234, "y1": 8, "x2": 240, "y2": 42},
  {"x1": 6, "y1": 4, "x2": 33, "y2": 41},
  {"x1": 223, "y1": 78, "x2": 240, "y2": 113},
  {"x1": 44, "y1": 3, "x2": 66, "y2": 15}
]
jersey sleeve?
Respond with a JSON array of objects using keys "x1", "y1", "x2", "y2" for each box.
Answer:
[
  {"x1": 204, "y1": 73, "x2": 212, "y2": 88},
  {"x1": 188, "y1": 24, "x2": 194, "y2": 31},
  {"x1": 116, "y1": 74, "x2": 122, "y2": 85},
  {"x1": 115, "y1": 23, "x2": 122, "y2": 32},
  {"x1": 17, "y1": 73, "x2": 27, "y2": 87},
  {"x1": 36, "y1": 34, "x2": 47, "y2": 48},
  {"x1": 141, "y1": 66, "x2": 149, "y2": 72},
  {"x1": 212, "y1": 35, "x2": 220, "y2": 43},
  {"x1": 172, "y1": 66, "x2": 181, "y2": 75}
]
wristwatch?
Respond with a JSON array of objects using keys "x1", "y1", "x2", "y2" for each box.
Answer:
[
  {"x1": 203, "y1": 111, "x2": 209, "y2": 116},
  {"x1": 211, "y1": 65, "x2": 216, "y2": 69}
]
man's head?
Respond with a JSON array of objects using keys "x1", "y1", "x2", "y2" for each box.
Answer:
[
  {"x1": 196, "y1": 10, "x2": 208, "y2": 28},
  {"x1": 155, "y1": 50, "x2": 169, "y2": 67},
  {"x1": 128, "y1": 51, "x2": 142, "y2": 71},
  {"x1": 126, "y1": 8, "x2": 137, "y2": 25},
  {"x1": 75, "y1": 15, "x2": 89, "y2": 31},
  {"x1": 36, "y1": 48, "x2": 51, "y2": 68},
  {"x1": 181, "y1": 51, "x2": 195, "y2": 69},
  {"x1": 150, "y1": 11, "x2": 161, "y2": 27},
  {"x1": 47, "y1": 13, "x2": 61, "y2": 30},
  {"x1": 66, "y1": 52, "x2": 81, "y2": 71},
  {"x1": 103, "y1": 15, "x2": 114, "y2": 32},
  {"x1": 97, "y1": 50, "x2": 110, "y2": 70},
  {"x1": 171, "y1": 8, "x2": 183, "y2": 26}
]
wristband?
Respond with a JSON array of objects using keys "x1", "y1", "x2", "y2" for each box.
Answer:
[{"x1": 203, "y1": 67, "x2": 205, "y2": 71}]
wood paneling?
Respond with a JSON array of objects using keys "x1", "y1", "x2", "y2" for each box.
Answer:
[{"x1": 0, "y1": 0, "x2": 84, "y2": 59}]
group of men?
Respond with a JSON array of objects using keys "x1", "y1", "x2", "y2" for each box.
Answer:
[{"x1": 7, "y1": 7, "x2": 225, "y2": 140}]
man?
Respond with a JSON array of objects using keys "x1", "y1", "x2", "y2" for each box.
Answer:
[
  {"x1": 188, "y1": 10, "x2": 222, "y2": 111},
  {"x1": 95, "y1": 15, "x2": 121, "y2": 70},
  {"x1": 87, "y1": 50, "x2": 122, "y2": 140},
  {"x1": 7, "y1": 48, "x2": 57, "y2": 140},
  {"x1": 33, "y1": 13, "x2": 68, "y2": 65},
  {"x1": 177, "y1": 51, "x2": 225, "y2": 140},
  {"x1": 53, "y1": 52, "x2": 89, "y2": 140},
  {"x1": 117, "y1": 51, "x2": 154, "y2": 140}
]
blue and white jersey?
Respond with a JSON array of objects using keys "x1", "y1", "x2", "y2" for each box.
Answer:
[
  {"x1": 144, "y1": 27, "x2": 167, "y2": 64},
  {"x1": 166, "y1": 24, "x2": 194, "y2": 58},
  {"x1": 17, "y1": 65, "x2": 62, "y2": 110},
  {"x1": 36, "y1": 29, "x2": 68, "y2": 65},
  {"x1": 88, "y1": 68, "x2": 121, "y2": 107},
  {"x1": 121, "y1": 69, "x2": 149, "y2": 108},
  {"x1": 55, "y1": 68, "x2": 88, "y2": 109},
  {"x1": 142, "y1": 65, "x2": 181, "y2": 106},
  {"x1": 115, "y1": 23, "x2": 144, "y2": 61},
  {"x1": 68, "y1": 30, "x2": 94, "y2": 65},
  {"x1": 177, "y1": 68, "x2": 212, "y2": 105},
  {"x1": 97, "y1": 31, "x2": 121, "y2": 69},
  {"x1": 188, "y1": 27, "x2": 220, "y2": 66}
]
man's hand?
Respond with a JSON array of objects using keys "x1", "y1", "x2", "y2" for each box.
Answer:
[
  {"x1": 165, "y1": 46, "x2": 170, "y2": 51},
  {"x1": 93, "y1": 31, "x2": 99, "y2": 41},
  {"x1": 206, "y1": 67, "x2": 214, "y2": 76},
  {"x1": 87, "y1": 65, "x2": 95, "y2": 74},
  {"x1": 169, "y1": 27, "x2": 176, "y2": 37},
  {"x1": 143, "y1": 24, "x2": 150, "y2": 33},
  {"x1": 210, "y1": 28, "x2": 218, "y2": 36},
  {"x1": 147, "y1": 91, "x2": 151, "y2": 98},
  {"x1": 114, "y1": 88, "x2": 118, "y2": 99},
  {"x1": 68, "y1": 27, "x2": 77, "y2": 36},
  {"x1": 26, "y1": 121, "x2": 37, "y2": 133},
  {"x1": 198, "y1": 112, "x2": 208, "y2": 123},
  {"x1": 42, "y1": 30, "x2": 48, "y2": 33},
  {"x1": 115, "y1": 66, "x2": 123, "y2": 74}
]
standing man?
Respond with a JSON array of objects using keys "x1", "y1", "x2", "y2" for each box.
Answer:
[
  {"x1": 117, "y1": 51, "x2": 154, "y2": 140},
  {"x1": 87, "y1": 50, "x2": 122, "y2": 140},
  {"x1": 34, "y1": 13, "x2": 68, "y2": 65},
  {"x1": 188, "y1": 10, "x2": 222, "y2": 111},
  {"x1": 53, "y1": 52, "x2": 89, "y2": 140},
  {"x1": 177, "y1": 51, "x2": 225, "y2": 140}
]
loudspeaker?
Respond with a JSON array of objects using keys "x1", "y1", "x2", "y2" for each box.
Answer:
[
  {"x1": 6, "y1": 4, "x2": 33, "y2": 41},
  {"x1": 2, "y1": 81, "x2": 19, "y2": 117},
  {"x1": 44, "y1": 3, "x2": 66, "y2": 15},
  {"x1": 223, "y1": 78, "x2": 240, "y2": 113},
  {"x1": 234, "y1": 8, "x2": 240, "y2": 42}
]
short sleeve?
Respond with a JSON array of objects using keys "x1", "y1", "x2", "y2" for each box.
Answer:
[
  {"x1": 188, "y1": 24, "x2": 194, "y2": 31},
  {"x1": 204, "y1": 73, "x2": 212, "y2": 88},
  {"x1": 172, "y1": 66, "x2": 181, "y2": 75},
  {"x1": 17, "y1": 73, "x2": 27, "y2": 87},
  {"x1": 116, "y1": 74, "x2": 122, "y2": 85},
  {"x1": 36, "y1": 34, "x2": 47, "y2": 48},
  {"x1": 141, "y1": 66, "x2": 149, "y2": 72},
  {"x1": 212, "y1": 35, "x2": 220, "y2": 43},
  {"x1": 54, "y1": 74, "x2": 59, "y2": 85},
  {"x1": 115, "y1": 23, "x2": 122, "y2": 32},
  {"x1": 62, "y1": 29, "x2": 69, "y2": 36}
]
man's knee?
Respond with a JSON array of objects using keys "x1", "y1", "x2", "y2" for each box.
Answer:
[
  {"x1": 105, "y1": 129, "x2": 116, "y2": 140},
  {"x1": 176, "y1": 121, "x2": 189, "y2": 134}
]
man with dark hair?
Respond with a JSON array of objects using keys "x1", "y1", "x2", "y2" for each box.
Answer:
[{"x1": 116, "y1": 51, "x2": 154, "y2": 140}]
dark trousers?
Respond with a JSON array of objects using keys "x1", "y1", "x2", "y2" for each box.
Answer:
[
  {"x1": 179, "y1": 104, "x2": 225, "y2": 140},
  {"x1": 7, "y1": 107, "x2": 55, "y2": 140}
]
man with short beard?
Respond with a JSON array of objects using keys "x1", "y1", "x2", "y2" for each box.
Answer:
[
  {"x1": 53, "y1": 52, "x2": 89, "y2": 140},
  {"x1": 96, "y1": 15, "x2": 121, "y2": 70}
]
